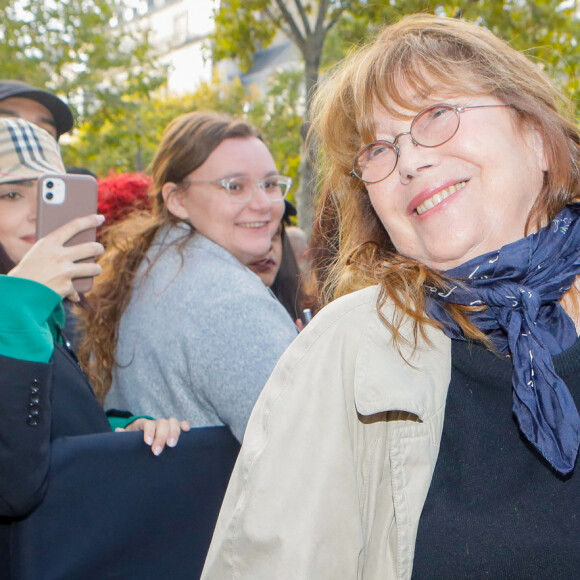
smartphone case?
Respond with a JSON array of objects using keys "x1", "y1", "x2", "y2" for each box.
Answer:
[{"x1": 36, "y1": 173, "x2": 98, "y2": 293}]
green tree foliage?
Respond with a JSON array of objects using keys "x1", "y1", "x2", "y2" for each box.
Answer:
[
  {"x1": 0, "y1": 0, "x2": 165, "y2": 128},
  {"x1": 213, "y1": 0, "x2": 353, "y2": 233},
  {"x1": 458, "y1": 0, "x2": 580, "y2": 101},
  {"x1": 212, "y1": 0, "x2": 580, "y2": 233}
]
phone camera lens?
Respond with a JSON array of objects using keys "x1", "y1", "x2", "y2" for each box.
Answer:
[
  {"x1": 46, "y1": 192, "x2": 54, "y2": 200},
  {"x1": 46, "y1": 181, "x2": 54, "y2": 189}
]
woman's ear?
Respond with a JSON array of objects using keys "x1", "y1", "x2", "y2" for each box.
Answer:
[{"x1": 162, "y1": 182, "x2": 190, "y2": 220}]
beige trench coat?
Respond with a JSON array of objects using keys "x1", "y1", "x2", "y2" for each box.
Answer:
[{"x1": 202, "y1": 285, "x2": 452, "y2": 580}]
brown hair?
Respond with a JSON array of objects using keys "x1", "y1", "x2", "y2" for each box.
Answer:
[
  {"x1": 78, "y1": 111, "x2": 261, "y2": 400},
  {"x1": 309, "y1": 14, "x2": 580, "y2": 346}
]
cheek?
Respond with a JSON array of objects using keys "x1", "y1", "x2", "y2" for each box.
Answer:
[
  {"x1": 188, "y1": 198, "x2": 233, "y2": 231},
  {"x1": 0, "y1": 214, "x2": 18, "y2": 239},
  {"x1": 184, "y1": 196, "x2": 206, "y2": 222},
  {"x1": 367, "y1": 188, "x2": 398, "y2": 231},
  {"x1": 493, "y1": 152, "x2": 544, "y2": 219},
  {"x1": 271, "y1": 201, "x2": 285, "y2": 225}
]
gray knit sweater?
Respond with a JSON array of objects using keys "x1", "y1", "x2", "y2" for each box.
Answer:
[{"x1": 104, "y1": 225, "x2": 298, "y2": 442}]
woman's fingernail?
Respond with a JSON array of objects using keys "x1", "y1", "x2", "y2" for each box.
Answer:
[
  {"x1": 152, "y1": 445, "x2": 162, "y2": 456},
  {"x1": 167, "y1": 437, "x2": 177, "y2": 447},
  {"x1": 145, "y1": 436, "x2": 153, "y2": 446}
]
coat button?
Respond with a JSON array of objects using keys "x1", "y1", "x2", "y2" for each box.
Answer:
[
  {"x1": 27, "y1": 415, "x2": 40, "y2": 426},
  {"x1": 29, "y1": 395, "x2": 40, "y2": 405}
]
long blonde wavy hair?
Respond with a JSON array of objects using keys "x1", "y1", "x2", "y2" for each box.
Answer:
[
  {"x1": 77, "y1": 111, "x2": 261, "y2": 401},
  {"x1": 309, "y1": 14, "x2": 580, "y2": 347}
]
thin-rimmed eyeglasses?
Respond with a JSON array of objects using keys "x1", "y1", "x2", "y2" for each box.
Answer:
[
  {"x1": 184, "y1": 175, "x2": 292, "y2": 204},
  {"x1": 351, "y1": 103, "x2": 515, "y2": 184}
]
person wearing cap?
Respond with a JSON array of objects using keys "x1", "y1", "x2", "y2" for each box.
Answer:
[
  {"x1": 0, "y1": 79, "x2": 74, "y2": 140},
  {"x1": 0, "y1": 117, "x2": 190, "y2": 543}
]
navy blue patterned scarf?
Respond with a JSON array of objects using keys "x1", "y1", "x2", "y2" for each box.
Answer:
[{"x1": 426, "y1": 203, "x2": 580, "y2": 474}]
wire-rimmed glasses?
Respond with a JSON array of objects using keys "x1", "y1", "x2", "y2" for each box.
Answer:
[
  {"x1": 351, "y1": 103, "x2": 514, "y2": 184},
  {"x1": 185, "y1": 175, "x2": 293, "y2": 203}
]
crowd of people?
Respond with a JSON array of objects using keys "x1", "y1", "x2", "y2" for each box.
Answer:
[{"x1": 1, "y1": 12, "x2": 579, "y2": 579}]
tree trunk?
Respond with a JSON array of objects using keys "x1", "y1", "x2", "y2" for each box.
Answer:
[{"x1": 295, "y1": 42, "x2": 323, "y2": 238}]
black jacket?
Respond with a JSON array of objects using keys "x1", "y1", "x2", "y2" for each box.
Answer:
[
  {"x1": 0, "y1": 343, "x2": 110, "y2": 576},
  {"x1": 0, "y1": 344, "x2": 240, "y2": 579}
]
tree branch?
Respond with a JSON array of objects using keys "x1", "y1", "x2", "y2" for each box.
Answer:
[
  {"x1": 324, "y1": 0, "x2": 353, "y2": 34},
  {"x1": 294, "y1": 0, "x2": 312, "y2": 36},
  {"x1": 272, "y1": 0, "x2": 307, "y2": 54},
  {"x1": 314, "y1": 0, "x2": 330, "y2": 34}
]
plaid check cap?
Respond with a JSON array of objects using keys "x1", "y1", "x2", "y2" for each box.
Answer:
[{"x1": 0, "y1": 117, "x2": 65, "y2": 185}]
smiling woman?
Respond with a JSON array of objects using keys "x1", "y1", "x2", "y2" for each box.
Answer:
[
  {"x1": 0, "y1": 118, "x2": 192, "y2": 578},
  {"x1": 365, "y1": 96, "x2": 546, "y2": 270},
  {"x1": 79, "y1": 111, "x2": 298, "y2": 443},
  {"x1": 201, "y1": 14, "x2": 580, "y2": 580}
]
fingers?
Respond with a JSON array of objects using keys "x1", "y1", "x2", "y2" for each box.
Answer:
[
  {"x1": 151, "y1": 418, "x2": 183, "y2": 456},
  {"x1": 8, "y1": 214, "x2": 105, "y2": 299},
  {"x1": 150, "y1": 420, "x2": 170, "y2": 456},
  {"x1": 138, "y1": 419, "x2": 156, "y2": 446},
  {"x1": 49, "y1": 259, "x2": 102, "y2": 302},
  {"x1": 121, "y1": 418, "x2": 189, "y2": 456},
  {"x1": 64, "y1": 241, "x2": 105, "y2": 263},
  {"x1": 68, "y1": 288, "x2": 81, "y2": 303},
  {"x1": 67, "y1": 261, "x2": 103, "y2": 280}
]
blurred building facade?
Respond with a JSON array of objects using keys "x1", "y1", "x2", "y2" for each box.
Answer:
[
  {"x1": 118, "y1": 0, "x2": 215, "y2": 95},
  {"x1": 118, "y1": 0, "x2": 300, "y2": 95}
]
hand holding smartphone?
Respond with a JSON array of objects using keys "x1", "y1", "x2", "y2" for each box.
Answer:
[{"x1": 36, "y1": 173, "x2": 99, "y2": 293}]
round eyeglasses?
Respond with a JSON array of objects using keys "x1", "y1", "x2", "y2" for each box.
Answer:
[
  {"x1": 351, "y1": 103, "x2": 514, "y2": 184},
  {"x1": 185, "y1": 175, "x2": 293, "y2": 204}
]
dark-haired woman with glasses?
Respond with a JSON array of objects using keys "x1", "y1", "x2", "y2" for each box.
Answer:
[
  {"x1": 78, "y1": 111, "x2": 298, "y2": 442},
  {"x1": 202, "y1": 15, "x2": 580, "y2": 579}
]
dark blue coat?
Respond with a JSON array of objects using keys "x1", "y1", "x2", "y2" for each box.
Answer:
[{"x1": 0, "y1": 345, "x2": 239, "y2": 579}]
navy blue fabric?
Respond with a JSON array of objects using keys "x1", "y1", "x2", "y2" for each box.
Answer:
[
  {"x1": 9, "y1": 427, "x2": 240, "y2": 580},
  {"x1": 427, "y1": 204, "x2": 580, "y2": 474}
]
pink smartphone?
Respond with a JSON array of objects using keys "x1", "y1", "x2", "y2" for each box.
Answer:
[{"x1": 36, "y1": 173, "x2": 99, "y2": 293}]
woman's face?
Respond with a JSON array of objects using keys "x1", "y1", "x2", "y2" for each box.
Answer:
[
  {"x1": 248, "y1": 224, "x2": 283, "y2": 287},
  {"x1": 0, "y1": 180, "x2": 37, "y2": 264},
  {"x1": 366, "y1": 95, "x2": 547, "y2": 270},
  {"x1": 167, "y1": 137, "x2": 285, "y2": 265}
]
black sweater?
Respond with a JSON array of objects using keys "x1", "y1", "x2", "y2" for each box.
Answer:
[{"x1": 412, "y1": 338, "x2": 580, "y2": 579}]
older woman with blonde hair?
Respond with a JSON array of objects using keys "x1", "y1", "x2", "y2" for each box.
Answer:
[{"x1": 202, "y1": 14, "x2": 580, "y2": 579}]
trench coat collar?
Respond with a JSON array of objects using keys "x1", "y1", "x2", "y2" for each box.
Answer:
[{"x1": 353, "y1": 287, "x2": 452, "y2": 420}]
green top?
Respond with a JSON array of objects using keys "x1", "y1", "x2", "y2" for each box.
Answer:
[
  {"x1": 0, "y1": 275, "x2": 63, "y2": 363},
  {"x1": 0, "y1": 275, "x2": 145, "y2": 430}
]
